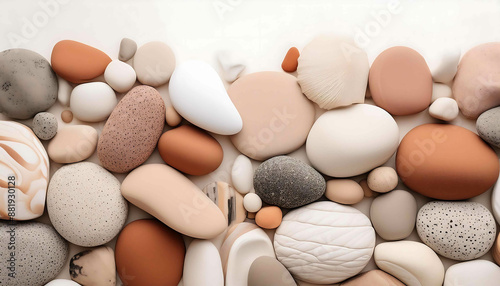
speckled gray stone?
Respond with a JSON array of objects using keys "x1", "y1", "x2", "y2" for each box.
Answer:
[
  {"x1": 477, "y1": 107, "x2": 500, "y2": 148},
  {"x1": 417, "y1": 201, "x2": 496, "y2": 261},
  {"x1": 0, "y1": 49, "x2": 57, "y2": 119},
  {"x1": 47, "y1": 162, "x2": 128, "y2": 247},
  {"x1": 254, "y1": 156, "x2": 326, "y2": 208},
  {"x1": 118, "y1": 38, "x2": 137, "y2": 62},
  {"x1": 0, "y1": 221, "x2": 68, "y2": 286},
  {"x1": 32, "y1": 112, "x2": 58, "y2": 140}
]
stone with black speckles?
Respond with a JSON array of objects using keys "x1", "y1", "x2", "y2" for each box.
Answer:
[
  {"x1": 32, "y1": 112, "x2": 58, "y2": 140},
  {"x1": 0, "y1": 49, "x2": 57, "y2": 119},
  {"x1": 417, "y1": 201, "x2": 496, "y2": 261},
  {"x1": 0, "y1": 221, "x2": 68, "y2": 286},
  {"x1": 97, "y1": 85, "x2": 165, "y2": 173},
  {"x1": 254, "y1": 156, "x2": 326, "y2": 208},
  {"x1": 47, "y1": 162, "x2": 128, "y2": 247},
  {"x1": 70, "y1": 246, "x2": 116, "y2": 286},
  {"x1": 477, "y1": 107, "x2": 500, "y2": 148}
]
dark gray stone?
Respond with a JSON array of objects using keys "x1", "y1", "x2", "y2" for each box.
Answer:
[
  {"x1": 254, "y1": 156, "x2": 326, "y2": 208},
  {"x1": 0, "y1": 49, "x2": 58, "y2": 119},
  {"x1": 477, "y1": 107, "x2": 500, "y2": 148}
]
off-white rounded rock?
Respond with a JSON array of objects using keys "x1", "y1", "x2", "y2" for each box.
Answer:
[
  {"x1": 243, "y1": 193, "x2": 262, "y2": 213},
  {"x1": 429, "y1": 97, "x2": 459, "y2": 121},
  {"x1": 104, "y1": 59, "x2": 136, "y2": 93},
  {"x1": 45, "y1": 279, "x2": 81, "y2": 286},
  {"x1": 231, "y1": 155, "x2": 254, "y2": 194},
  {"x1": 431, "y1": 82, "x2": 452, "y2": 102},
  {"x1": 367, "y1": 166, "x2": 398, "y2": 193},
  {"x1": 57, "y1": 75, "x2": 72, "y2": 106},
  {"x1": 70, "y1": 82, "x2": 117, "y2": 122},
  {"x1": 430, "y1": 48, "x2": 460, "y2": 83},
  {"x1": 184, "y1": 240, "x2": 224, "y2": 286},
  {"x1": 444, "y1": 260, "x2": 500, "y2": 286}
]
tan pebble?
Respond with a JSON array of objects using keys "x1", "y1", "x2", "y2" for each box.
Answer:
[
  {"x1": 359, "y1": 179, "x2": 375, "y2": 198},
  {"x1": 325, "y1": 179, "x2": 364, "y2": 205},
  {"x1": 166, "y1": 105, "x2": 182, "y2": 127},
  {"x1": 48, "y1": 125, "x2": 98, "y2": 164},
  {"x1": 493, "y1": 232, "x2": 500, "y2": 265},
  {"x1": 61, "y1": 110, "x2": 73, "y2": 123},
  {"x1": 255, "y1": 206, "x2": 282, "y2": 229},
  {"x1": 367, "y1": 167, "x2": 398, "y2": 193},
  {"x1": 341, "y1": 270, "x2": 404, "y2": 286},
  {"x1": 247, "y1": 212, "x2": 256, "y2": 219}
]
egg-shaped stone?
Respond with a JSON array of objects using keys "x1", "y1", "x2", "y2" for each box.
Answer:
[
  {"x1": 158, "y1": 125, "x2": 223, "y2": 176},
  {"x1": 274, "y1": 201, "x2": 375, "y2": 284},
  {"x1": 325, "y1": 179, "x2": 364, "y2": 205},
  {"x1": 104, "y1": 59, "x2": 136, "y2": 93},
  {"x1": 69, "y1": 246, "x2": 115, "y2": 286},
  {"x1": 70, "y1": 82, "x2": 117, "y2": 122},
  {"x1": 47, "y1": 162, "x2": 128, "y2": 247},
  {"x1": 169, "y1": 60, "x2": 242, "y2": 135},
  {"x1": 429, "y1": 97, "x2": 459, "y2": 121},
  {"x1": 477, "y1": 106, "x2": 500, "y2": 148},
  {"x1": 115, "y1": 219, "x2": 185, "y2": 286},
  {"x1": 255, "y1": 206, "x2": 282, "y2": 229},
  {"x1": 0, "y1": 222, "x2": 68, "y2": 286},
  {"x1": 254, "y1": 156, "x2": 326, "y2": 208},
  {"x1": 97, "y1": 85, "x2": 165, "y2": 173},
  {"x1": 0, "y1": 49, "x2": 58, "y2": 119},
  {"x1": 0, "y1": 121, "x2": 49, "y2": 220},
  {"x1": 47, "y1": 125, "x2": 98, "y2": 164},
  {"x1": 184, "y1": 240, "x2": 224, "y2": 286},
  {"x1": 229, "y1": 71, "x2": 315, "y2": 160},
  {"x1": 118, "y1": 38, "x2": 137, "y2": 62},
  {"x1": 367, "y1": 167, "x2": 398, "y2": 193},
  {"x1": 51, "y1": 40, "x2": 111, "y2": 83},
  {"x1": 374, "y1": 241, "x2": 444, "y2": 286},
  {"x1": 121, "y1": 164, "x2": 227, "y2": 239},
  {"x1": 306, "y1": 104, "x2": 399, "y2": 177},
  {"x1": 231, "y1": 154, "x2": 254, "y2": 194},
  {"x1": 444, "y1": 260, "x2": 500, "y2": 286},
  {"x1": 243, "y1": 193, "x2": 262, "y2": 213},
  {"x1": 416, "y1": 201, "x2": 496, "y2": 260},
  {"x1": 134, "y1": 41, "x2": 175, "y2": 86},
  {"x1": 248, "y1": 256, "x2": 296, "y2": 286},
  {"x1": 370, "y1": 190, "x2": 417, "y2": 240},
  {"x1": 369, "y1": 46, "x2": 432, "y2": 115},
  {"x1": 396, "y1": 124, "x2": 499, "y2": 200}
]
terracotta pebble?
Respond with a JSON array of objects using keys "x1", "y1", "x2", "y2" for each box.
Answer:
[
  {"x1": 51, "y1": 40, "x2": 111, "y2": 83},
  {"x1": 282, "y1": 47, "x2": 299, "y2": 72},
  {"x1": 255, "y1": 206, "x2": 282, "y2": 229},
  {"x1": 61, "y1": 110, "x2": 73, "y2": 123},
  {"x1": 325, "y1": 179, "x2": 364, "y2": 205}
]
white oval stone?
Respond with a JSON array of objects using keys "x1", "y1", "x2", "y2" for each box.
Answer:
[
  {"x1": 104, "y1": 60, "x2": 136, "y2": 93},
  {"x1": 306, "y1": 104, "x2": 399, "y2": 177},
  {"x1": 169, "y1": 60, "x2": 243, "y2": 135},
  {"x1": 70, "y1": 82, "x2": 117, "y2": 122},
  {"x1": 184, "y1": 240, "x2": 224, "y2": 286},
  {"x1": 232, "y1": 155, "x2": 254, "y2": 194},
  {"x1": 444, "y1": 260, "x2": 500, "y2": 286},
  {"x1": 430, "y1": 48, "x2": 460, "y2": 83},
  {"x1": 431, "y1": 82, "x2": 452, "y2": 102},
  {"x1": 374, "y1": 241, "x2": 444, "y2": 286},
  {"x1": 429, "y1": 97, "x2": 459, "y2": 121},
  {"x1": 274, "y1": 201, "x2": 375, "y2": 284},
  {"x1": 243, "y1": 193, "x2": 262, "y2": 213},
  {"x1": 45, "y1": 279, "x2": 81, "y2": 286}
]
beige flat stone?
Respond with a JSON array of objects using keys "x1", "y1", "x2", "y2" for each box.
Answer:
[{"x1": 48, "y1": 125, "x2": 97, "y2": 164}]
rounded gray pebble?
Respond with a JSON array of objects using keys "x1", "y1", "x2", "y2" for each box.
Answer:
[
  {"x1": 477, "y1": 107, "x2": 500, "y2": 148},
  {"x1": 254, "y1": 156, "x2": 326, "y2": 208},
  {"x1": 32, "y1": 112, "x2": 58, "y2": 140},
  {"x1": 416, "y1": 201, "x2": 496, "y2": 261},
  {"x1": 0, "y1": 49, "x2": 58, "y2": 119},
  {"x1": 118, "y1": 38, "x2": 137, "y2": 62},
  {"x1": 0, "y1": 221, "x2": 68, "y2": 286}
]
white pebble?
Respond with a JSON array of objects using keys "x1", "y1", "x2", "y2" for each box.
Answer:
[
  {"x1": 70, "y1": 82, "x2": 117, "y2": 122},
  {"x1": 367, "y1": 166, "x2": 398, "y2": 193},
  {"x1": 57, "y1": 75, "x2": 72, "y2": 106},
  {"x1": 429, "y1": 97, "x2": 459, "y2": 121},
  {"x1": 431, "y1": 83, "x2": 452, "y2": 102},
  {"x1": 45, "y1": 279, "x2": 81, "y2": 286},
  {"x1": 243, "y1": 193, "x2": 262, "y2": 213},
  {"x1": 104, "y1": 60, "x2": 136, "y2": 93},
  {"x1": 430, "y1": 48, "x2": 461, "y2": 83},
  {"x1": 231, "y1": 155, "x2": 254, "y2": 194},
  {"x1": 216, "y1": 50, "x2": 246, "y2": 83}
]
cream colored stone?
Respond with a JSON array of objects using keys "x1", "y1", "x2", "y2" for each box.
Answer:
[{"x1": 48, "y1": 125, "x2": 98, "y2": 164}]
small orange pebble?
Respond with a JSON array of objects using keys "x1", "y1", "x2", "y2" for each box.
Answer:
[
  {"x1": 61, "y1": 110, "x2": 73, "y2": 123},
  {"x1": 281, "y1": 47, "x2": 299, "y2": 72},
  {"x1": 255, "y1": 206, "x2": 282, "y2": 229}
]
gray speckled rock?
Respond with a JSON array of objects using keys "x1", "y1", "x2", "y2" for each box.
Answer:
[
  {"x1": 70, "y1": 246, "x2": 116, "y2": 286},
  {"x1": 417, "y1": 201, "x2": 496, "y2": 261},
  {"x1": 254, "y1": 156, "x2": 325, "y2": 208},
  {"x1": 477, "y1": 107, "x2": 500, "y2": 148},
  {"x1": 119, "y1": 38, "x2": 137, "y2": 62},
  {"x1": 32, "y1": 112, "x2": 58, "y2": 140},
  {"x1": 0, "y1": 49, "x2": 57, "y2": 119},
  {"x1": 0, "y1": 221, "x2": 68, "y2": 286},
  {"x1": 47, "y1": 162, "x2": 128, "y2": 247}
]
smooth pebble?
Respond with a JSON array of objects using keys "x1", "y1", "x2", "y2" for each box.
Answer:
[
  {"x1": 248, "y1": 256, "x2": 296, "y2": 286},
  {"x1": 47, "y1": 125, "x2": 97, "y2": 163},
  {"x1": 340, "y1": 270, "x2": 404, "y2": 286},
  {"x1": 231, "y1": 154, "x2": 254, "y2": 194},
  {"x1": 70, "y1": 82, "x2": 117, "y2": 122},
  {"x1": 57, "y1": 75, "x2": 72, "y2": 106},
  {"x1": 166, "y1": 105, "x2": 182, "y2": 127},
  {"x1": 32, "y1": 112, "x2": 58, "y2": 140},
  {"x1": 282, "y1": 47, "x2": 299, "y2": 72},
  {"x1": 429, "y1": 97, "x2": 459, "y2": 121},
  {"x1": 431, "y1": 82, "x2": 452, "y2": 102},
  {"x1": 216, "y1": 50, "x2": 246, "y2": 82},
  {"x1": 134, "y1": 41, "x2": 175, "y2": 86},
  {"x1": 61, "y1": 110, "x2": 73, "y2": 123},
  {"x1": 104, "y1": 59, "x2": 136, "y2": 93},
  {"x1": 430, "y1": 48, "x2": 460, "y2": 83},
  {"x1": 118, "y1": 38, "x2": 137, "y2": 62},
  {"x1": 243, "y1": 193, "x2": 262, "y2": 213},
  {"x1": 255, "y1": 206, "x2": 282, "y2": 229},
  {"x1": 45, "y1": 279, "x2": 80, "y2": 286},
  {"x1": 325, "y1": 179, "x2": 364, "y2": 205},
  {"x1": 367, "y1": 166, "x2": 398, "y2": 193},
  {"x1": 477, "y1": 106, "x2": 500, "y2": 148},
  {"x1": 69, "y1": 246, "x2": 116, "y2": 286},
  {"x1": 444, "y1": 260, "x2": 500, "y2": 286},
  {"x1": 184, "y1": 240, "x2": 224, "y2": 286}
]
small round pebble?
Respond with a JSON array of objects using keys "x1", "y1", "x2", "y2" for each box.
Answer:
[
  {"x1": 429, "y1": 97, "x2": 459, "y2": 121},
  {"x1": 32, "y1": 112, "x2": 58, "y2": 140},
  {"x1": 255, "y1": 206, "x2": 283, "y2": 229},
  {"x1": 119, "y1": 38, "x2": 137, "y2": 62},
  {"x1": 104, "y1": 59, "x2": 136, "y2": 93},
  {"x1": 47, "y1": 162, "x2": 128, "y2": 247},
  {"x1": 359, "y1": 179, "x2": 376, "y2": 198},
  {"x1": 243, "y1": 193, "x2": 262, "y2": 213},
  {"x1": 325, "y1": 179, "x2": 364, "y2": 205},
  {"x1": 61, "y1": 110, "x2": 73, "y2": 123},
  {"x1": 45, "y1": 279, "x2": 80, "y2": 286},
  {"x1": 477, "y1": 106, "x2": 500, "y2": 148},
  {"x1": 0, "y1": 222, "x2": 68, "y2": 286},
  {"x1": 367, "y1": 167, "x2": 398, "y2": 193},
  {"x1": 165, "y1": 105, "x2": 182, "y2": 127}
]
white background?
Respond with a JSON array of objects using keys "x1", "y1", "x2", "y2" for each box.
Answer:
[{"x1": 2, "y1": 0, "x2": 500, "y2": 285}]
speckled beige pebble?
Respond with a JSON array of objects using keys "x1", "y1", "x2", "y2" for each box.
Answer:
[
  {"x1": 367, "y1": 167, "x2": 398, "y2": 193},
  {"x1": 325, "y1": 179, "x2": 364, "y2": 205},
  {"x1": 97, "y1": 85, "x2": 165, "y2": 173}
]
